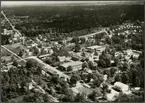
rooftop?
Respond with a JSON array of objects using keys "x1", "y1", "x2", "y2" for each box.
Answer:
[
  {"x1": 60, "y1": 61, "x2": 82, "y2": 68},
  {"x1": 87, "y1": 45, "x2": 106, "y2": 51}
]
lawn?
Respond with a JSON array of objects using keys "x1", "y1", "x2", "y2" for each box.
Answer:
[{"x1": 1, "y1": 43, "x2": 24, "y2": 56}]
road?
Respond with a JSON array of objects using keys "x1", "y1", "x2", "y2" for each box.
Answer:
[
  {"x1": 25, "y1": 56, "x2": 70, "y2": 80},
  {"x1": 7, "y1": 80, "x2": 58, "y2": 102},
  {"x1": 79, "y1": 29, "x2": 108, "y2": 38},
  {"x1": 1, "y1": 11, "x2": 15, "y2": 30},
  {"x1": 65, "y1": 27, "x2": 109, "y2": 42},
  {"x1": 1, "y1": 11, "x2": 35, "y2": 44},
  {"x1": 1, "y1": 45, "x2": 27, "y2": 62},
  {"x1": 1, "y1": 46, "x2": 58, "y2": 102}
]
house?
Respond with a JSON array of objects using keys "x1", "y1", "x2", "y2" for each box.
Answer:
[
  {"x1": 106, "y1": 85, "x2": 120, "y2": 101},
  {"x1": 132, "y1": 50, "x2": 142, "y2": 54},
  {"x1": 70, "y1": 52, "x2": 82, "y2": 61},
  {"x1": 60, "y1": 61, "x2": 83, "y2": 71},
  {"x1": 3, "y1": 29, "x2": 13, "y2": 35},
  {"x1": 87, "y1": 45, "x2": 106, "y2": 53},
  {"x1": 71, "y1": 88, "x2": 79, "y2": 96},
  {"x1": 58, "y1": 56, "x2": 71, "y2": 62},
  {"x1": 71, "y1": 81, "x2": 92, "y2": 95},
  {"x1": 76, "y1": 86, "x2": 92, "y2": 95},
  {"x1": 124, "y1": 49, "x2": 140, "y2": 59},
  {"x1": 114, "y1": 82, "x2": 130, "y2": 94},
  {"x1": 14, "y1": 32, "x2": 20, "y2": 38}
]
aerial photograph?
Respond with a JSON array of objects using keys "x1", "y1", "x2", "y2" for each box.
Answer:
[{"x1": 1, "y1": 1, "x2": 144, "y2": 102}]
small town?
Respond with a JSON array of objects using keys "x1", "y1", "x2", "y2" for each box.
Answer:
[{"x1": 1, "y1": 1, "x2": 144, "y2": 102}]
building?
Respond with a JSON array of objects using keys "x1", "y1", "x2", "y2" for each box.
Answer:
[
  {"x1": 106, "y1": 85, "x2": 120, "y2": 101},
  {"x1": 60, "y1": 61, "x2": 83, "y2": 71},
  {"x1": 3, "y1": 29, "x2": 13, "y2": 35},
  {"x1": 114, "y1": 82, "x2": 132, "y2": 95},
  {"x1": 70, "y1": 52, "x2": 82, "y2": 61},
  {"x1": 71, "y1": 81, "x2": 92, "y2": 96},
  {"x1": 26, "y1": 56, "x2": 70, "y2": 80},
  {"x1": 124, "y1": 49, "x2": 140, "y2": 59},
  {"x1": 87, "y1": 45, "x2": 106, "y2": 53},
  {"x1": 58, "y1": 56, "x2": 71, "y2": 62}
]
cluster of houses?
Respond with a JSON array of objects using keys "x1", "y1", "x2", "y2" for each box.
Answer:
[
  {"x1": 115, "y1": 49, "x2": 141, "y2": 64},
  {"x1": 1, "y1": 20, "x2": 143, "y2": 102},
  {"x1": 111, "y1": 23, "x2": 142, "y2": 33},
  {"x1": 108, "y1": 23, "x2": 142, "y2": 38}
]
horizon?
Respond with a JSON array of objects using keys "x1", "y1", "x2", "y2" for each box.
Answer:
[{"x1": 1, "y1": 1, "x2": 144, "y2": 7}]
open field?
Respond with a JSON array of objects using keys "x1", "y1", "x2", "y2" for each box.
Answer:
[{"x1": 1, "y1": 43, "x2": 24, "y2": 56}]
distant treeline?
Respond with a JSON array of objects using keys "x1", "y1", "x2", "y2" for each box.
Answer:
[{"x1": 2, "y1": 5, "x2": 144, "y2": 38}]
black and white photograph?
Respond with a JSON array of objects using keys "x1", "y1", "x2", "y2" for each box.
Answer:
[{"x1": 1, "y1": 1, "x2": 144, "y2": 102}]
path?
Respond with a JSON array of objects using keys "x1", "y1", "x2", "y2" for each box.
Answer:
[{"x1": 1, "y1": 45, "x2": 26, "y2": 62}]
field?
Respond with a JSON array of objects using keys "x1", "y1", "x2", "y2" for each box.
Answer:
[{"x1": 1, "y1": 43, "x2": 24, "y2": 56}]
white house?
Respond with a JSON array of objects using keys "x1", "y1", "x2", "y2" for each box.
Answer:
[{"x1": 114, "y1": 82, "x2": 130, "y2": 94}]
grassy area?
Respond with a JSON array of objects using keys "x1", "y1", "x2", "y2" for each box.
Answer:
[
  {"x1": 8, "y1": 93, "x2": 34, "y2": 103},
  {"x1": 1, "y1": 56, "x2": 11, "y2": 61},
  {"x1": 1, "y1": 43, "x2": 24, "y2": 56}
]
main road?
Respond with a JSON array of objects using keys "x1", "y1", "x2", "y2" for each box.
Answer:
[{"x1": 25, "y1": 56, "x2": 70, "y2": 80}]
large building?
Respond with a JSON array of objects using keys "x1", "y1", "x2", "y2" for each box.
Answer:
[
  {"x1": 86, "y1": 45, "x2": 106, "y2": 53},
  {"x1": 59, "y1": 61, "x2": 83, "y2": 71}
]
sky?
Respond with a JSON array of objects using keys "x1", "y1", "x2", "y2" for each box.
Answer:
[{"x1": 1, "y1": 1, "x2": 144, "y2": 7}]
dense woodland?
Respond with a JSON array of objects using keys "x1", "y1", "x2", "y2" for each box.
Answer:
[{"x1": 1, "y1": 5, "x2": 144, "y2": 39}]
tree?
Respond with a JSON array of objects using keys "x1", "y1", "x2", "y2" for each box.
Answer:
[
  {"x1": 86, "y1": 73, "x2": 93, "y2": 83},
  {"x1": 103, "y1": 69, "x2": 111, "y2": 77},
  {"x1": 70, "y1": 73, "x2": 81, "y2": 86},
  {"x1": 36, "y1": 66, "x2": 42, "y2": 75},
  {"x1": 12, "y1": 60, "x2": 18, "y2": 67},
  {"x1": 88, "y1": 89, "x2": 101, "y2": 101},
  {"x1": 82, "y1": 61, "x2": 89, "y2": 70},
  {"x1": 71, "y1": 37, "x2": 80, "y2": 44},
  {"x1": 121, "y1": 72, "x2": 129, "y2": 84},
  {"x1": 115, "y1": 93, "x2": 144, "y2": 102},
  {"x1": 43, "y1": 94, "x2": 54, "y2": 102},
  {"x1": 98, "y1": 53, "x2": 111, "y2": 68},
  {"x1": 62, "y1": 88, "x2": 75, "y2": 102},
  {"x1": 33, "y1": 47, "x2": 40, "y2": 56},
  {"x1": 74, "y1": 44, "x2": 81, "y2": 52},
  {"x1": 51, "y1": 74, "x2": 59, "y2": 84},
  {"x1": 134, "y1": 64, "x2": 144, "y2": 87},
  {"x1": 44, "y1": 57, "x2": 53, "y2": 65},
  {"x1": 114, "y1": 73, "x2": 122, "y2": 82},
  {"x1": 26, "y1": 60, "x2": 34, "y2": 68},
  {"x1": 101, "y1": 82, "x2": 108, "y2": 100},
  {"x1": 88, "y1": 60, "x2": 94, "y2": 70},
  {"x1": 94, "y1": 49, "x2": 98, "y2": 56},
  {"x1": 115, "y1": 93, "x2": 129, "y2": 102},
  {"x1": 113, "y1": 58, "x2": 119, "y2": 66},
  {"x1": 58, "y1": 46, "x2": 69, "y2": 57},
  {"x1": 110, "y1": 67, "x2": 118, "y2": 77},
  {"x1": 18, "y1": 50, "x2": 24, "y2": 57},
  {"x1": 81, "y1": 52, "x2": 86, "y2": 57},
  {"x1": 98, "y1": 59, "x2": 106, "y2": 68},
  {"x1": 122, "y1": 62, "x2": 130, "y2": 71},
  {"x1": 92, "y1": 76, "x2": 104, "y2": 87},
  {"x1": 115, "y1": 44, "x2": 123, "y2": 51},
  {"x1": 80, "y1": 37, "x2": 86, "y2": 44},
  {"x1": 67, "y1": 66, "x2": 73, "y2": 71},
  {"x1": 75, "y1": 93, "x2": 88, "y2": 102},
  {"x1": 105, "y1": 58, "x2": 111, "y2": 67},
  {"x1": 105, "y1": 36, "x2": 112, "y2": 45}
]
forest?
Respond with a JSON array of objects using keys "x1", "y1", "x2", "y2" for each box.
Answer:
[{"x1": 1, "y1": 5, "x2": 144, "y2": 39}]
